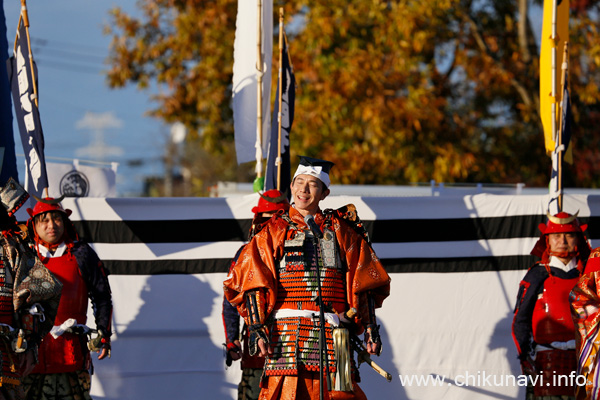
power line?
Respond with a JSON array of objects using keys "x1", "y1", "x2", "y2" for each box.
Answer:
[
  {"x1": 34, "y1": 58, "x2": 104, "y2": 75},
  {"x1": 24, "y1": 36, "x2": 110, "y2": 75},
  {"x1": 33, "y1": 46, "x2": 107, "y2": 64},
  {"x1": 30, "y1": 36, "x2": 108, "y2": 55}
]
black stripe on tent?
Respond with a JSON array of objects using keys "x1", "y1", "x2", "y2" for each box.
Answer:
[
  {"x1": 73, "y1": 215, "x2": 598, "y2": 244},
  {"x1": 382, "y1": 255, "x2": 537, "y2": 273},
  {"x1": 72, "y1": 219, "x2": 253, "y2": 243},
  {"x1": 368, "y1": 215, "x2": 550, "y2": 243},
  {"x1": 74, "y1": 215, "x2": 542, "y2": 244},
  {"x1": 104, "y1": 255, "x2": 536, "y2": 276},
  {"x1": 104, "y1": 258, "x2": 232, "y2": 275}
]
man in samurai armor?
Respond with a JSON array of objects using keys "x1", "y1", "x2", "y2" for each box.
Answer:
[
  {"x1": 223, "y1": 189, "x2": 290, "y2": 400},
  {"x1": 0, "y1": 178, "x2": 62, "y2": 400},
  {"x1": 570, "y1": 247, "x2": 600, "y2": 399},
  {"x1": 512, "y1": 211, "x2": 591, "y2": 399},
  {"x1": 224, "y1": 156, "x2": 391, "y2": 400},
  {"x1": 21, "y1": 196, "x2": 113, "y2": 400}
]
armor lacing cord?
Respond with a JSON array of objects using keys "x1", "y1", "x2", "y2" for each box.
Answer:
[{"x1": 333, "y1": 328, "x2": 353, "y2": 392}]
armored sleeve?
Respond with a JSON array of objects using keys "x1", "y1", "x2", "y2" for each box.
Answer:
[
  {"x1": 222, "y1": 246, "x2": 245, "y2": 344},
  {"x1": 223, "y1": 297, "x2": 240, "y2": 344},
  {"x1": 512, "y1": 265, "x2": 546, "y2": 359},
  {"x1": 73, "y1": 243, "x2": 113, "y2": 335}
]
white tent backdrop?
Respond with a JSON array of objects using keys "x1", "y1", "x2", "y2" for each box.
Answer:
[{"x1": 14, "y1": 193, "x2": 599, "y2": 400}]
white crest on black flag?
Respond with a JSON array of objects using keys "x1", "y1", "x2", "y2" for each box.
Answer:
[{"x1": 7, "y1": 21, "x2": 48, "y2": 197}]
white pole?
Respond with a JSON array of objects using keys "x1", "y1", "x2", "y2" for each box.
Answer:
[
  {"x1": 551, "y1": 0, "x2": 557, "y2": 145},
  {"x1": 255, "y1": 0, "x2": 264, "y2": 179}
]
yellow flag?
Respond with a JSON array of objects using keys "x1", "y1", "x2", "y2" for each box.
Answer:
[{"x1": 540, "y1": 0, "x2": 569, "y2": 156}]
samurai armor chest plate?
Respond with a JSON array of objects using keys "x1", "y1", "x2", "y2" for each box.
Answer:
[
  {"x1": 265, "y1": 227, "x2": 350, "y2": 376},
  {"x1": 532, "y1": 275, "x2": 579, "y2": 344},
  {"x1": 277, "y1": 228, "x2": 346, "y2": 310}
]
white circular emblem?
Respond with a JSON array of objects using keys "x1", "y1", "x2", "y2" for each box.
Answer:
[{"x1": 60, "y1": 171, "x2": 89, "y2": 197}]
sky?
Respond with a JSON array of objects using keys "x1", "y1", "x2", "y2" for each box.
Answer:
[{"x1": 2, "y1": 0, "x2": 166, "y2": 197}]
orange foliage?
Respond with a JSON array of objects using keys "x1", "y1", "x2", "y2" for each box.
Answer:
[{"x1": 104, "y1": 0, "x2": 600, "y2": 191}]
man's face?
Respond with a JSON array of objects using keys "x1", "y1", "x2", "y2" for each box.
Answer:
[
  {"x1": 254, "y1": 212, "x2": 274, "y2": 225},
  {"x1": 290, "y1": 174, "x2": 329, "y2": 216},
  {"x1": 548, "y1": 232, "x2": 579, "y2": 254},
  {"x1": 34, "y1": 211, "x2": 65, "y2": 245}
]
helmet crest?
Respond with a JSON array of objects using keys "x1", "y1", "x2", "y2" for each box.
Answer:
[
  {"x1": 546, "y1": 210, "x2": 579, "y2": 225},
  {"x1": 26, "y1": 196, "x2": 72, "y2": 219}
]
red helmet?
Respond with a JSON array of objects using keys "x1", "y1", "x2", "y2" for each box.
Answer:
[
  {"x1": 26, "y1": 196, "x2": 72, "y2": 219},
  {"x1": 251, "y1": 190, "x2": 289, "y2": 215},
  {"x1": 531, "y1": 211, "x2": 591, "y2": 261},
  {"x1": 538, "y1": 211, "x2": 587, "y2": 235}
]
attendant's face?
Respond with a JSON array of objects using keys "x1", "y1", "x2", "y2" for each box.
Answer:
[
  {"x1": 254, "y1": 212, "x2": 274, "y2": 225},
  {"x1": 548, "y1": 232, "x2": 579, "y2": 254},
  {"x1": 34, "y1": 211, "x2": 65, "y2": 245},
  {"x1": 290, "y1": 174, "x2": 329, "y2": 216}
]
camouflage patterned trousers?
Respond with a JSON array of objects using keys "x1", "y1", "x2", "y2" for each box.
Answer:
[
  {"x1": 238, "y1": 368, "x2": 262, "y2": 400},
  {"x1": 22, "y1": 370, "x2": 92, "y2": 400}
]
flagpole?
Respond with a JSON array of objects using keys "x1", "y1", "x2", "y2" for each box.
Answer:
[
  {"x1": 19, "y1": 0, "x2": 48, "y2": 198},
  {"x1": 551, "y1": 0, "x2": 557, "y2": 152},
  {"x1": 557, "y1": 42, "x2": 569, "y2": 212},
  {"x1": 12, "y1": 14, "x2": 22, "y2": 55},
  {"x1": 20, "y1": 0, "x2": 38, "y2": 109},
  {"x1": 549, "y1": 0, "x2": 561, "y2": 213},
  {"x1": 275, "y1": 9, "x2": 284, "y2": 191},
  {"x1": 254, "y1": 0, "x2": 264, "y2": 190}
]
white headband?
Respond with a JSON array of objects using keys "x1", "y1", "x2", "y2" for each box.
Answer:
[{"x1": 293, "y1": 165, "x2": 331, "y2": 188}]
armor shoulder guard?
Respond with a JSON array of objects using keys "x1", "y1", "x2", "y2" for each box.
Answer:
[
  {"x1": 522, "y1": 263, "x2": 551, "y2": 283},
  {"x1": 324, "y1": 204, "x2": 371, "y2": 245}
]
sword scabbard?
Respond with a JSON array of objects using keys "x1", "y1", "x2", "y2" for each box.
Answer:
[{"x1": 357, "y1": 350, "x2": 392, "y2": 382}]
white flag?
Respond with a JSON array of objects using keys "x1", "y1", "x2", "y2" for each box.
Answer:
[
  {"x1": 232, "y1": 0, "x2": 273, "y2": 165},
  {"x1": 43, "y1": 160, "x2": 117, "y2": 198}
]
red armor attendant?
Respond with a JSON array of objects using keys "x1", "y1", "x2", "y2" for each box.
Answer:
[
  {"x1": 512, "y1": 211, "x2": 591, "y2": 400},
  {"x1": 223, "y1": 189, "x2": 290, "y2": 400},
  {"x1": 22, "y1": 196, "x2": 113, "y2": 400}
]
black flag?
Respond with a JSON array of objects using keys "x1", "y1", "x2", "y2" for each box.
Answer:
[
  {"x1": 264, "y1": 37, "x2": 295, "y2": 197},
  {"x1": 7, "y1": 19, "x2": 48, "y2": 196}
]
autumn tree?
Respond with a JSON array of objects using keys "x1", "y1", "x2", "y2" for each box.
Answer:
[
  {"x1": 104, "y1": 0, "x2": 253, "y2": 195},
  {"x1": 105, "y1": 0, "x2": 600, "y2": 193}
]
